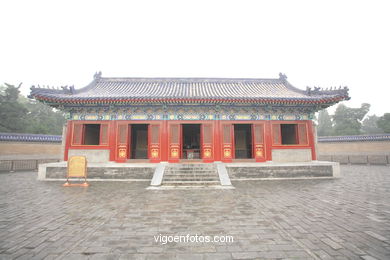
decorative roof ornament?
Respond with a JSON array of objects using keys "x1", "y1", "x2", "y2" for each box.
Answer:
[
  {"x1": 94, "y1": 71, "x2": 102, "y2": 80},
  {"x1": 306, "y1": 85, "x2": 350, "y2": 100},
  {"x1": 279, "y1": 72, "x2": 287, "y2": 81}
]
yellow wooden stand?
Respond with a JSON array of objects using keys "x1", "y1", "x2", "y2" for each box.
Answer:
[{"x1": 63, "y1": 156, "x2": 89, "y2": 187}]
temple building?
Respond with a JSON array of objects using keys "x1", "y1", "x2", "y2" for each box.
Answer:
[{"x1": 29, "y1": 72, "x2": 349, "y2": 164}]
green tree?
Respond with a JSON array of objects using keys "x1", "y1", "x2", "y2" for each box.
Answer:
[
  {"x1": 317, "y1": 109, "x2": 333, "y2": 136},
  {"x1": 362, "y1": 115, "x2": 384, "y2": 134},
  {"x1": 377, "y1": 113, "x2": 390, "y2": 133},
  {"x1": 0, "y1": 83, "x2": 66, "y2": 135},
  {"x1": 333, "y1": 103, "x2": 370, "y2": 135},
  {"x1": 0, "y1": 83, "x2": 28, "y2": 132},
  {"x1": 19, "y1": 95, "x2": 66, "y2": 135}
]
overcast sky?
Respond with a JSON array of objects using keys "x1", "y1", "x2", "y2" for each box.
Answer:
[{"x1": 1, "y1": 0, "x2": 389, "y2": 116}]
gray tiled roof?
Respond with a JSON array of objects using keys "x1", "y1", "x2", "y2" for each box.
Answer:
[
  {"x1": 0, "y1": 133, "x2": 62, "y2": 143},
  {"x1": 318, "y1": 134, "x2": 390, "y2": 142},
  {"x1": 29, "y1": 73, "x2": 350, "y2": 105}
]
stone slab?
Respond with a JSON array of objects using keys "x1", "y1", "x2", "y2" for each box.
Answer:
[
  {"x1": 272, "y1": 149, "x2": 312, "y2": 162},
  {"x1": 318, "y1": 155, "x2": 332, "y2": 161},
  {"x1": 68, "y1": 149, "x2": 110, "y2": 163},
  {"x1": 226, "y1": 161, "x2": 339, "y2": 179},
  {"x1": 215, "y1": 162, "x2": 232, "y2": 186},
  {"x1": 39, "y1": 162, "x2": 157, "y2": 180},
  {"x1": 332, "y1": 155, "x2": 350, "y2": 164},
  {"x1": 150, "y1": 162, "x2": 167, "y2": 186},
  {"x1": 349, "y1": 155, "x2": 368, "y2": 164},
  {"x1": 368, "y1": 155, "x2": 388, "y2": 165}
]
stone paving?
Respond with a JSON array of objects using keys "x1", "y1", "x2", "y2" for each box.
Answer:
[{"x1": 0, "y1": 165, "x2": 389, "y2": 260}]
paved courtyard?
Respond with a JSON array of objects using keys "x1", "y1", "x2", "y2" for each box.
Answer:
[{"x1": 0, "y1": 165, "x2": 389, "y2": 260}]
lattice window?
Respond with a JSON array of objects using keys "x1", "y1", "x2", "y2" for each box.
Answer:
[
  {"x1": 298, "y1": 124, "x2": 308, "y2": 145},
  {"x1": 151, "y1": 125, "x2": 159, "y2": 144},
  {"x1": 100, "y1": 124, "x2": 108, "y2": 145},
  {"x1": 203, "y1": 125, "x2": 212, "y2": 144},
  {"x1": 72, "y1": 124, "x2": 83, "y2": 145},
  {"x1": 254, "y1": 124, "x2": 264, "y2": 144},
  {"x1": 118, "y1": 124, "x2": 127, "y2": 144},
  {"x1": 223, "y1": 125, "x2": 231, "y2": 143},
  {"x1": 170, "y1": 125, "x2": 179, "y2": 144},
  {"x1": 272, "y1": 124, "x2": 281, "y2": 145}
]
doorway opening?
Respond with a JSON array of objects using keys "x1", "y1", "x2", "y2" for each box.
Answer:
[
  {"x1": 182, "y1": 124, "x2": 201, "y2": 159},
  {"x1": 234, "y1": 124, "x2": 252, "y2": 158},
  {"x1": 130, "y1": 124, "x2": 148, "y2": 159}
]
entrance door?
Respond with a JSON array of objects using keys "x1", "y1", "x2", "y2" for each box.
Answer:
[
  {"x1": 201, "y1": 123, "x2": 213, "y2": 162},
  {"x1": 116, "y1": 123, "x2": 129, "y2": 162},
  {"x1": 234, "y1": 124, "x2": 252, "y2": 159},
  {"x1": 221, "y1": 123, "x2": 233, "y2": 162},
  {"x1": 168, "y1": 123, "x2": 181, "y2": 162},
  {"x1": 182, "y1": 124, "x2": 201, "y2": 159},
  {"x1": 253, "y1": 123, "x2": 266, "y2": 162},
  {"x1": 130, "y1": 124, "x2": 148, "y2": 159}
]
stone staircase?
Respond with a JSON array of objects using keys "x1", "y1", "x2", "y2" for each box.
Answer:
[{"x1": 161, "y1": 163, "x2": 221, "y2": 187}]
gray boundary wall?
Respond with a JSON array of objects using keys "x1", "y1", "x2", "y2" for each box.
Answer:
[{"x1": 318, "y1": 155, "x2": 389, "y2": 165}]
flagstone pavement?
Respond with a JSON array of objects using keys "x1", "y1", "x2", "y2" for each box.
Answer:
[{"x1": 0, "y1": 165, "x2": 389, "y2": 260}]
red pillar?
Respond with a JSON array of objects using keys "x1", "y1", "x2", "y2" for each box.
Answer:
[
  {"x1": 161, "y1": 120, "x2": 168, "y2": 162},
  {"x1": 264, "y1": 121, "x2": 273, "y2": 161},
  {"x1": 214, "y1": 120, "x2": 221, "y2": 161},
  {"x1": 307, "y1": 121, "x2": 317, "y2": 160},
  {"x1": 64, "y1": 121, "x2": 72, "y2": 161},
  {"x1": 108, "y1": 121, "x2": 116, "y2": 161}
]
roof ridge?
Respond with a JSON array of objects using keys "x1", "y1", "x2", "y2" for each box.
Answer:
[{"x1": 97, "y1": 77, "x2": 282, "y2": 82}]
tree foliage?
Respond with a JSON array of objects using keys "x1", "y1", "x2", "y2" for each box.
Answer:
[
  {"x1": 332, "y1": 103, "x2": 370, "y2": 135},
  {"x1": 377, "y1": 113, "x2": 390, "y2": 133},
  {"x1": 0, "y1": 83, "x2": 28, "y2": 132},
  {"x1": 0, "y1": 83, "x2": 66, "y2": 135},
  {"x1": 362, "y1": 115, "x2": 384, "y2": 134},
  {"x1": 317, "y1": 109, "x2": 333, "y2": 136}
]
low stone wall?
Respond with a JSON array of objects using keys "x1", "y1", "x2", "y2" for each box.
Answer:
[
  {"x1": 226, "y1": 162, "x2": 339, "y2": 179},
  {"x1": 318, "y1": 155, "x2": 389, "y2": 165},
  {"x1": 68, "y1": 149, "x2": 110, "y2": 163},
  {"x1": 318, "y1": 141, "x2": 390, "y2": 156},
  {"x1": 39, "y1": 162, "x2": 156, "y2": 180},
  {"x1": 272, "y1": 149, "x2": 312, "y2": 162},
  {"x1": 0, "y1": 142, "x2": 61, "y2": 158}
]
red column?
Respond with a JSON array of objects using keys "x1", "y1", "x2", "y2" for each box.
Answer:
[
  {"x1": 64, "y1": 121, "x2": 72, "y2": 161},
  {"x1": 264, "y1": 121, "x2": 273, "y2": 161},
  {"x1": 214, "y1": 120, "x2": 221, "y2": 161},
  {"x1": 307, "y1": 121, "x2": 317, "y2": 160},
  {"x1": 108, "y1": 121, "x2": 116, "y2": 161},
  {"x1": 161, "y1": 120, "x2": 168, "y2": 162}
]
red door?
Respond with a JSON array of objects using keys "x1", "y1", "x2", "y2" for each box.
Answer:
[
  {"x1": 253, "y1": 123, "x2": 266, "y2": 162},
  {"x1": 116, "y1": 123, "x2": 129, "y2": 162},
  {"x1": 168, "y1": 123, "x2": 181, "y2": 162},
  {"x1": 149, "y1": 124, "x2": 161, "y2": 162},
  {"x1": 201, "y1": 123, "x2": 213, "y2": 162},
  {"x1": 221, "y1": 123, "x2": 233, "y2": 162}
]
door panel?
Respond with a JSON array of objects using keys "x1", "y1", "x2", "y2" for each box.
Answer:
[
  {"x1": 221, "y1": 124, "x2": 233, "y2": 161},
  {"x1": 253, "y1": 123, "x2": 265, "y2": 162},
  {"x1": 169, "y1": 123, "x2": 181, "y2": 162},
  {"x1": 116, "y1": 123, "x2": 129, "y2": 161},
  {"x1": 149, "y1": 124, "x2": 160, "y2": 162},
  {"x1": 201, "y1": 124, "x2": 213, "y2": 161}
]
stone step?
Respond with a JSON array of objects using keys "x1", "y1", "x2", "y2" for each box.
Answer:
[
  {"x1": 162, "y1": 180, "x2": 220, "y2": 186},
  {"x1": 166, "y1": 168, "x2": 216, "y2": 171},
  {"x1": 163, "y1": 178, "x2": 219, "y2": 181},
  {"x1": 164, "y1": 171, "x2": 217, "y2": 174},
  {"x1": 162, "y1": 163, "x2": 220, "y2": 187},
  {"x1": 164, "y1": 173, "x2": 218, "y2": 177}
]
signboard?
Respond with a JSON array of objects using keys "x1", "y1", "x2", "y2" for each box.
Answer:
[{"x1": 64, "y1": 156, "x2": 89, "y2": 186}]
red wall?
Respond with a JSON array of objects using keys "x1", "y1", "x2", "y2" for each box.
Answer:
[{"x1": 65, "y1": 120, "x2": 315, "y2": 163}]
